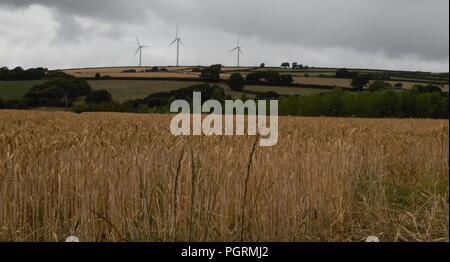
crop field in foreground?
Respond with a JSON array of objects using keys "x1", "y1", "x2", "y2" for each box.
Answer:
[{"x1": 0, "y1": 110, "x2": 448, "y2": 242}]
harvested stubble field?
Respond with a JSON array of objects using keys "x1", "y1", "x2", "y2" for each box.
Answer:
[{"x1": 0, "y1": 110, "x2": 448, "y2": 242}]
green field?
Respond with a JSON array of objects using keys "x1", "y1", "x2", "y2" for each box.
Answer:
[
  {"x1": 1, "y1": 75, "x2": 446, "y2": 104},
  {"x1": 88, "y1": 80, "x2": 209, "y2": 102},
  {"x1": 88, "y1": 80, "x2": 331, "y2": 101},
  {"x1": 0, "y1": 80, "x2": 45, "y2": 100}
]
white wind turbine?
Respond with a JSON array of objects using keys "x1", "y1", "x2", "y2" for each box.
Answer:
[
  {"x1": 169, "y1": 26, "x2": 183, "y2": 66},
  {"x1": 135, "y1": 37, "x2": 149, "y2": 67},
  {"x1": 230, "y1": 38, "x2": 243, "y2": 67}
]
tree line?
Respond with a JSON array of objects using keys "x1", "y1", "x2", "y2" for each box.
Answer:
[{"x1": 0, "y1": 67, "x2": 48, "y2": 81}]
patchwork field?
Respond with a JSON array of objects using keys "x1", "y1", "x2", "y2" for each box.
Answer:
[
  {"x1": 0, "y1": 110, "x2": 448, "y2": 242},
  {"x1": 0, "y1": 80, "x2": 46, "y2": 101},
  {"x1": 64, "y1": 66, "x2": 449, "y2": 92},
  {"x1": 88, "y1": 80, "x2": 331, "y2": 101}
]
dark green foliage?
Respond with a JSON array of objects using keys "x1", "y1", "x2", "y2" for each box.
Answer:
[
  {"x1": 291, "y1": 63, "x2": 305, "y2": 69},
  {"x1": 200, "y1": 64, "x2": 222, "y2": 82},
  {"x1": 255, "y1": 91, "x2": 280, "y2": 100},
  {"x1": 46, "y1": 70, "x2": 75, "y2": 79},
  {"x1": 278, "y1": 89, "x2": 448, "y2": 119},
  {"x1": 351, "y1": 74, "x2": 370, "y2": 91},
  {"x1": 145, "y1": 67, "x2": 159, "y2": 72},
  {"x1": 369, "y1": 81, "x2": 393, "y2": 92},
  {"x1": 85, "y1": 90, "x2": 112, "y2": 104},
  {"x1": 72, "y1": 102, "x2": 133, "y2": 114},
  {"x1": 95, "y1": 73, "x2": 101, "y2": 79},
  {"x1": 24, "y1": 78, "x2": 92, "y2": 107},
  {"x1": 228, "y1": 73, "x2": 245, "y2": 91},
  {"x1": 0, "y1": 67, "x2": 48, "y2": 81},
  {"x1": 394, "y1": 83, "x2": 403, "y2": 89},
  {"x1": 0, "y1": 98, "x2": 29, "y2": 109},
  {"x1": 245, "y1": 71, "x2": 293, "y2": 85},
  {"x1": 412, "y1": 84, "x2": 442, "y2": 94},
  {"x1": 260, "y1": 63, "x2": 265, "y2": 68},
  {"x1": 128, "y1": 84, "x2": 227, "y2": 112},
  {"x1": 281, "y1": 62, "x2": 290, "y2": 69},
  {"x1": 192, "y1": 67, "x2": 203, "y2": 73},
  {"x1": 335, "y1": 68, "x2": 357, "y2": 79}
]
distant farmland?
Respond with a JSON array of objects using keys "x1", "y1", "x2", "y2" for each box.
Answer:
[
  {"x1": 65, "y1": 66, "x2": 449, "y2": 92},
  {"x1": 88, "y1": 80, "x2": 332, "y2": 101},
  {"x1": 1, "y1": 66, "x2": 447, "y2": 103}
]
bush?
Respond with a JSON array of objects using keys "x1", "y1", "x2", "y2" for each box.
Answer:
[
  {"x1": 145, "y1": 67, "x2": 159, "y2": 72},
  {"x1": 335, "y1": 68, "x2": 357, "y2": 79},
  {"x1": 228, "y1": 73, "x2": 245, "y2": 91},
  {"x1": 200, "y1": 64, "x2": 222, "y2": 82},
  {"x1": 46, "y1": 70, "x2": 74, "y2": 79},
  {"x1": 24, "y1": 78, "x2": 92, "y2": 107},
  {"x1": 351, "y1": 74, "x2": 370, "y2": 91},
  {"x1": 85, "y1": 90, "x2": 112, "y2": 104},
  {"x1": 412, "y1": 85, "x2": 442, "y2": 94},
  {"x1": 281, "y1": 62, "x2": 290, "y2": 69},
  {"x1": 95, "y1": 73, "x2": 101, "y2": 79},
  {"x1": 369, "y1": 81, "x2": 393, "y2": 92},
  {"x1": 0, "y1": 99, "x2": 29, "y2": 109},
  {"x1": 245, "y1": 71, "x2": 293, "y2": 85},
  {"x1": 128, "y1": 84, "x2": 226, "y2": 112},
  {"x1": 394, "y1": 83, "x2": 403, "y2": 89},
  {"x1": 278, "y1": 89, "x2": 448, "y2": 119},
  {"x1": 122, "y1": 69, "x2": 137, "y2": 73}
]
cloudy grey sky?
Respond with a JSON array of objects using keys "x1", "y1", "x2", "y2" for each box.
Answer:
[{"x1": 0, "y1": 0, "x2": 448, "y2": 71}]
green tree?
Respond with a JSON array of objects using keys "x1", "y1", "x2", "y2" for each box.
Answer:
[
  {"x1": 228, "y1": 73, "x2": 245, "y2": 91},
  {"x1": 369, "y1": 81, "x2": 392, "y2": 92},
  {"x1": 412, "y1": 84, "x2": 442, "y2": 94},
  {"x1": 281, "y1": 62, "x2": 290, "y2": 69},
  {"x1": 200, "y1": 64, "x2": 222, "y2": 82},
  {"x1": 335, "y1": 68, "x2": 356, "y2": 79},
  {"x1": 351, "y1": 74, "x2": 370, "y2": 92},
  {"x1": 85, "y1": 90, "x2": 112, "y2": 104}
]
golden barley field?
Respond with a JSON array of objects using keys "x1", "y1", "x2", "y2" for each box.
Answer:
[{"x1": 0, "y1": 110, "x2": 448, "y2": 242}]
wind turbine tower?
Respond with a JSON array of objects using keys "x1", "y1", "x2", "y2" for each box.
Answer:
[
  {"x1": 169, "y1": 26, "x2": 183, "y2": 66},
  {"x1": 230, "y1": 38, "x2": 243, "y2": 67},
  {"x1": 135, "y1": 38, "x2": 149, "y2": 67}
]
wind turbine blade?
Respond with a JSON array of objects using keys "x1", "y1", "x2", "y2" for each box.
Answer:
[
  {"x1": 136, "y1": 37, "x2": 140, "y2": 47},
  {"x1": 135, "y1": 47, "x2": 140, "y2": 55},
  {"x1": 230, "y1": 47, "x2": 238, "y2": 52},
  {"x1": 237, "y1": 38, "x2": 240, "y2": 46},
  {"x1": 169, "y1": 39, "x2": 177, "y2": 47},
  {"x1": 239, "y1": 49, "x2": 244, "y2": 55},
  {"x1": 179, "y1": 39, "x2": 184, "y2": 45}
]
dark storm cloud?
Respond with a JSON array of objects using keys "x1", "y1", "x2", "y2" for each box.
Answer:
[
  {"x1": 0, "y1": 0, "x2": 147, "y2": 22},
  {"x1": 0, "y1": 0, "x2": 448, "y2": 70}
]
